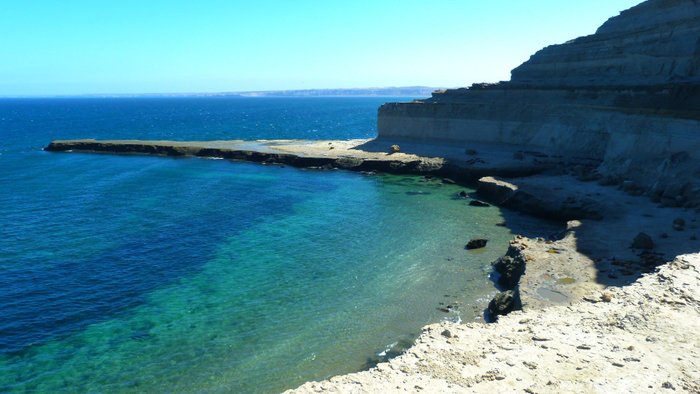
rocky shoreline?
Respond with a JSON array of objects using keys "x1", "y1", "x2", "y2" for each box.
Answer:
[{"x1": 290, "y1": 254, "x2": 700, "y2": 393}]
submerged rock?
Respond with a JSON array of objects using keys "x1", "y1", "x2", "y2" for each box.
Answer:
[
  {"x1": 488, "y1": 290, "x2": 516, "y2": 317},
  {"x1": 469, "y1": 200, "x2": 490, "y2": 207},
  {"x1": 631, "y1": 232, "x2": 654, "y2": 250},
  {"x1": 465, "y1": 239, "x2": 488, "y2": 250},
  {"x1": 673, "y1": 217, "x2": 686, "y2": 231}
]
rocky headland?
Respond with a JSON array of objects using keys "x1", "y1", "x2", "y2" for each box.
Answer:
[
  {"x1": 379, "y1": 0, "x2": 700, "y2": 211},
  {"x1": 45, "y1": 0, "x2": 700, "y2": 392}
]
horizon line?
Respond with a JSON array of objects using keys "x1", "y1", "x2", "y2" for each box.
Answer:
[{"x1": 0, "y1": 86, "x2": 450, "y2": 99}]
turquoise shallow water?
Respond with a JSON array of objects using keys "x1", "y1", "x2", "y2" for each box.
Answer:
[{"x1": 0, "y1": 97, "x2": 555, "y2": 393}]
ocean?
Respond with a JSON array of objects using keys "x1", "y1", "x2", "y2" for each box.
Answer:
[{"x1": 0, "y1": 97, "x2": 546, "y2": 393}]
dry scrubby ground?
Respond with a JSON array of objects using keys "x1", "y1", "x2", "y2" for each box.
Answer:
[{"x1": 290, "y1": 254, "x2": 700, "y2": 393}]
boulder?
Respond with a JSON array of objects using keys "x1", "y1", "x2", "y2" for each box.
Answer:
[
  {"x1": 465, "y1": 239, "x2": 488, "y2": 250},
  {"x1": 488, "y1": 290, "x2": 516, "y2": 317},
  {"x1": 389, "y1": 144, "x2": 401, "y2": 154},
  {"x1": 334, "y1": 157, "x2": 364, "y2": 169},
  {"x1": 492, "y1": 255, "x2": 526, "y2": 288},
  {"x1": 631, "y1": 232, "x2": 654, "y2": 250},
  {"x1": 476, "y1": 176, "x2": 518, "y2": 204}
]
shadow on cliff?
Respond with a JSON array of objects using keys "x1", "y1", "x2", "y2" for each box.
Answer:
[{"x1": 351, "y1": 138, "x2": 466, "y2": 158}]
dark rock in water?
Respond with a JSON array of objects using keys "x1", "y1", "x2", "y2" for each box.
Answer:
[
  {"x1": 492, "y1": 254, "x2": 526, "y2": 288},
  {"x1": 469, "y1": 200, "x2": 490, "y2": 207},
  {"x1": 437, "y1": 303, "x2": 457, "y2": 312},
  {"x1": 599, "y1": 176, "x2": 621, "y2": 187},
  {"x1": 495, "y1": 221, "x2": 507, "y2": 227},
  {"x1": 465, "y1": 239, "x2": 488, "y2": 250},
  {"x1": 673, "y1": 217, "x2": 686, "y2": 231},
  {"x1": 458, "y1": 191, "x2": 469, "y2": 198},
  {"x1": 488, "y1": 290, "x2": 516, "y2": 317},
  {"x1": 631, "y1": 232, "x2": 654, "y2": 250},
  {"x1": 389, "y1": 144, "x2": 401, "y2": 153},
  {"x1": 361, "y1": 338, "x2": 414, "y2": 370},
  {"x1": 442, "y1": 178, "x2": 456, "y2": 184},
  {"x1": 405, "y1": 191, "x2": 430, "y2": 196},
  {"x1": 465, "y1": 149, "x2": 478, "y2": 156}
]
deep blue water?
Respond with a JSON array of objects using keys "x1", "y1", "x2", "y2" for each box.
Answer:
[{"x1": 0, "y1": 97, "x2": 532, "y2": 393}]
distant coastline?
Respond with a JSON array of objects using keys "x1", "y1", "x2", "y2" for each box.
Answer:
[{"x1": 0, "y1": 86, "x2": 442, "y2": 99}]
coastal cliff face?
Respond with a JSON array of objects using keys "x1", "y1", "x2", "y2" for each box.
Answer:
[
  {"x1": 511, "y1": 0, "x2": 700, "y2": 87},
  {"x1": 379, "y1": 0, "x2": 700, "y2": 208}
]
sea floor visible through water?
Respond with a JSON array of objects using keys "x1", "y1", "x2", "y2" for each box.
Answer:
[{"x1": 0, "y1": 97, "x2": 561, "y2": 393}]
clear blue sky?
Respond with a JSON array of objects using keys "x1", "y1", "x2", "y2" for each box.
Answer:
[{"x1": 0, "y1": 0, "x2": 641, "y2": 96}]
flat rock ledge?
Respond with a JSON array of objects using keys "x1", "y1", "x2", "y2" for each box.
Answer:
[
  {"x1": 289, "y1": 254, "x2": 700, "y2": 393},
  {"x1": 44, "y1": 138, "x2": 551, "y2": 181},
  {"x1": 45, "y1": 139, "x2": 445, "y2": 174}
]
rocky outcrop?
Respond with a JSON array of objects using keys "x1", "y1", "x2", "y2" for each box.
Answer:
[
  {"x1": 378, "y1": 0, "x2": 700, "y2": 209},
  {"x1": 487, "y1": 290, "x2": 516, "y2": 317},
  {"x1": 476, "y1": 176, "x2": 603, "y2": 220},
  {"x1": 491, "y1": 248, "x2": 526, "y2": 288}
]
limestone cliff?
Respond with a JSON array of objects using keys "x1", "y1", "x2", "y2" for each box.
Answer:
[
  {"x1": 378, "y1": 0, "x2": 700, "y2": 208},
  {"x1": 511, "y1": 0, "x2": 700, "y2": 87}
]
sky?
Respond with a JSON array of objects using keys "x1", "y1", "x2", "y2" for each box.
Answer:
[{"x1": 0, "y1": 0, "x2": 642, "y2": 96}]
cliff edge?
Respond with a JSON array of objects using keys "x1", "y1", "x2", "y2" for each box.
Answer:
[{"x1": 379, "y1": 0, "x2": 700, "y2": 209}]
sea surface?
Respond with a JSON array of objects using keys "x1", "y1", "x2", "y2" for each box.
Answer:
[{"x1": 0, "y1": 97, "x2": 555, "y2": 393}]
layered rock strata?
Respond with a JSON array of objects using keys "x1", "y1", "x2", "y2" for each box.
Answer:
[{"x1": 378, "y1": 0, "x2": 700, "y2": 208}]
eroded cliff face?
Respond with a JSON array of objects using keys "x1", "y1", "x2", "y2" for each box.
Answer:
[
  {"x1": 511, "y1": 0, "x2": 700, "y2": 87},
  {"x1": 378, "y1": 0, "x2": 700, "y2": 208}
]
